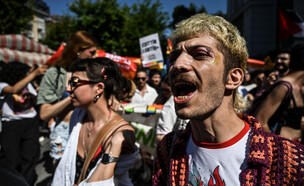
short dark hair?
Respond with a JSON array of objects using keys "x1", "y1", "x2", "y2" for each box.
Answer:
[
  {"x1": 149, "y1": 69, "x2": 161, "y2": 80},
  {"x1": 69, "y1": 57, "x2": 124, "y2": 101},
  {"x1": 135, "y1": 67, "x2": 146, "y2": 76}
]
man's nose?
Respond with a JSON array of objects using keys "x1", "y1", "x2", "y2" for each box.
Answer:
[{"x1": 172, "y1": 52, "x2": 192, "y2": 72}]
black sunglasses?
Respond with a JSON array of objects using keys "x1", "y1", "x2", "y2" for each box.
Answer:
[{"x1": 135, "y1": 77, "x2": 146, "y2": 81}]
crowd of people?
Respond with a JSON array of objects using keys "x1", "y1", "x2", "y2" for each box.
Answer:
[{"x1": 0, "y1": 12, "x2": 303, "y2": 186}]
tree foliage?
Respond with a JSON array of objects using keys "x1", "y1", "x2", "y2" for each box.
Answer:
[
  {"x1": 170, "y1": 3, "x2": 207, "y2": 29},
  {"x1": 0, "y1": 0, "x2": 34, "y2": 34},
  {"x1": 121, "y1": 0, "x2": 169, "y2": 56},
  {"x1": 42, "y1": 15, "x2": 77, "y2": 50},
  {"x1": 42, "y1": 0, "x2": 169, "y2": 57}
]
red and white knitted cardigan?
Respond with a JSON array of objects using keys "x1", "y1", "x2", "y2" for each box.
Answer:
[{"x1": 153, "y1": 115, "x2": 304, "y2": 185}]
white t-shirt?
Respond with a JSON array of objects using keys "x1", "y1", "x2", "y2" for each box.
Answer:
[
  {"x1": 0, "y1": 82, "x2": 37, "y2": 121},
  {"x1": 131, "y1": 84, "x2": 158, "y2": 105},
  {"x1": 186, "y1": 121, "x2": 251, "y2": 185},
  {"x1": 156, "y1": 95, "x2": 188, "y2": 135}
]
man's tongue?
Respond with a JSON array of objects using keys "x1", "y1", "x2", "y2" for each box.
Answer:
[{"x1": 177, "y1": 89, "x2": 193, "y2": 100}]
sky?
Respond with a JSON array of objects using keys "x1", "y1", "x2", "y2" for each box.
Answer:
[{"x1": 44, "y1": 0, "x2": 227, "y2": 17}]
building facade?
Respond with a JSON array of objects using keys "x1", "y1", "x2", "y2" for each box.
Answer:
[{"x1": 227, "y1": 0, "x2": 304, "y2": 59}]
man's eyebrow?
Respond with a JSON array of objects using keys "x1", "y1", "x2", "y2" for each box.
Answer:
[
  {"x1": 173, "y1": 45, "x2": 213, "y2": 52},
  {"x1": 186, "y1": 45, "x2": 213, "y2": 52}
]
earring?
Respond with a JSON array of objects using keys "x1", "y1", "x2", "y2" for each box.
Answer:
[
  {"x1": 77, "y1": 52, "x2": 80, "y2": 58},
  {"x1": 93, "y1": 94, "x2": 100, "y2": 103}
]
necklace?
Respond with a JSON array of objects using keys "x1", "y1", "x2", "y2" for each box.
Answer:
[
  {"x1": 85, "y1": 109, "x2": 112, "y2": 138},
  {"x1": 82, "y1": 110, "x2": 112, "y2": 158}
]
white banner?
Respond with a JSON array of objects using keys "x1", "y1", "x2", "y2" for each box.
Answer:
[
  {"x1": 139, "y1": 33, "x2": 163, "y2": 68},
  {"x1": 118, "y1": 104, "x2": 162, "y2": 155}
]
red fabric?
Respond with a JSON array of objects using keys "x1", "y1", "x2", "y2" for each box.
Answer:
[
  {"x1": 92, "y1": 145, "x2": 102, "y2": 161},
  {"x1": 192, "y1": 120, "x2": 250, "y2": 149},
  {"x1": 279, "y1": 9, "x2": 302, "y2": 42},
  {"x1": 97, "y1": 50, "x2": 139, "y2": 79},
  {"x1": 45, "y1": 45, "x2": 64, "y2": 66}
]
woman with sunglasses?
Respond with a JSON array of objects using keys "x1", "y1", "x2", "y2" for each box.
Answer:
[
  {"x1": 37, "y1": 31, "x2": 97, "y2": 171},
  {"x1": 52, "y1": 57, "x2": 137, "y2": 186}
]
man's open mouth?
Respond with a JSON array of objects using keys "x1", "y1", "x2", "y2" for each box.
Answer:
[{"x1": 172, "y1": 81, "x2": 197, "y2": 102}]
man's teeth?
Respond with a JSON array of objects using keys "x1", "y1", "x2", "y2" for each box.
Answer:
[{"x1": 177, "y1": 96, "x2": 189, "y2": 100}]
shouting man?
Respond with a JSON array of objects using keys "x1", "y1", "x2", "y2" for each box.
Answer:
[{"x1": 152, "y1": 13, "x2": 304, "y2": 185}]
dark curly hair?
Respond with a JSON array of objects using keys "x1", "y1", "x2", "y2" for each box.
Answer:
[{"x1": 2, "y1": 61, "x2": 30, "y2": 85}]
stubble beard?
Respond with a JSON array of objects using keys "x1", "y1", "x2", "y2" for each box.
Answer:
[{"x1": 175, "y1": 82, "x2": 224, "y2": 120}]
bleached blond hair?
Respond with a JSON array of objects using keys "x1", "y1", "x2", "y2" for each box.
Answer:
[{"x1": 170, "y1": 13, "x2": 249, "y2": 113}]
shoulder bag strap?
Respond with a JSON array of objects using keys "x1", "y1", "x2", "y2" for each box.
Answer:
[{"x1": 77, "y1": 114, "x2": 127, "y2": 184}]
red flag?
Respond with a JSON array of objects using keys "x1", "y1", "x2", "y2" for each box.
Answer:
[{"x1": 279, "y1": 9, "x2": 302, "y2": 42}]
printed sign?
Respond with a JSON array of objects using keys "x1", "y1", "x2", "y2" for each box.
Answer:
[{"x1": 139, "y1": 33, "x2": 164, "y2": 68}]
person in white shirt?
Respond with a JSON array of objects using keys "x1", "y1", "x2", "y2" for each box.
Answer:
[
  {"x1": 131, "y1": 68, "x2": 158, "y2": 105},
  {"x1": 0, "y1": 61, "x2": 47, "y2": 185}
]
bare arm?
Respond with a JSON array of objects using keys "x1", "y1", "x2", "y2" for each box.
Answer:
[
  {"x1": 40, "y1": 96, "x2": 73, "y2": 121},
  {"x1": 87, "y1": 125, "x2": 135, "y2": 183},
  {"x1": 2, "y1": 66, "x2": 47, "y2": 94},
  {"x1": 156, "y1": 134, "x2": 165, "y2": 144},
  {"x1": 255, "y1": 84, "x2": 289, "y2": 132}
]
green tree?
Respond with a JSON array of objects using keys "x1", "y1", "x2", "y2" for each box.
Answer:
[
  {"x1": 41, "y1": 15, "x2": 77, "y2": 50},
  {"x1": 121, "y1": 0, "x2": 169, "y2": 57},
  {"x1": 69, "y1": 0, "x2": 127, "y2": 54},
  {"x1": 0, "y1": 0, "x2": 34, "y2": 34},
  {"x1": 170, "y1": 3, "x2": 207, "y2": 29},
  {"x1": 42, "y1": 0, "x2": 169, "y2": 57}
]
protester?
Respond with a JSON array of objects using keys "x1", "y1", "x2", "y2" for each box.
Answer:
[
  {"x1": 121, "y1": 77, "x2": 136, "y2": 104},
  {"x1": 148, "y1": 69, "x2": 162, "y2": 94},
  {"x1": 152, "y1": 13, "x2": 304, "y2": 185},
  {"x1": 254, "y1": 44, "x2": 304, "y2": 142},
  {"x1": 37, "y1": 30, "x2": 97, "y2": 171},
  {"x1": 131, "y1": 68, "x2": 158, "y2": 105},
  {"x1": 52, "y1": 57, "x2": 138, "y2": 186},
  {"x1": 274, "y1": 49, "x2": 291, "y2": 77},
  {"x1": 0, "y1": 61, "x2": 47, "y2": 185},
  {"x1": 154, "y1": 75, "x2": 172, "y2": 104}
]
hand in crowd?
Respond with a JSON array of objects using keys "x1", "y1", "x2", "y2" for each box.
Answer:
[
  {"x1": 109, "y1": 94, "x2": 124, "y2": 112},
  {"x1": 34, "y1": 65, "x2": 48, "y2": 76}
]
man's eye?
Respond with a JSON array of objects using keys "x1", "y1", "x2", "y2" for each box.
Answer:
[{"x1": 191, "y1": 50, "x2": 214, "y2": 60}]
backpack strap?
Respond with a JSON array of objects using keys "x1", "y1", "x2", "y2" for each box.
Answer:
[{"x1": 77, "y1": 114, "x2": 128, "y2": 184}]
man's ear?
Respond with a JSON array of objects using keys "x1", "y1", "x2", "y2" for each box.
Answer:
[{"x1": 225, "y1": 68, "x2": 244, "y2": 90}]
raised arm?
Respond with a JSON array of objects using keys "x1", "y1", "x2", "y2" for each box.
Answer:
[
  {"x1": 1, "y1": 66, "x2": 47, "y2": 94},
  {"x1": 255, "y1": 84, "x2": 289, "y2": 132}
]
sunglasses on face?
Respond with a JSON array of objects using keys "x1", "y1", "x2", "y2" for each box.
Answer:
[
  {"x1": 135, "y1": 77, "x2": 146, "y2": 81},
  {"x1": 68, "y1": 77, "x2": 98, "y2": 89}
]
